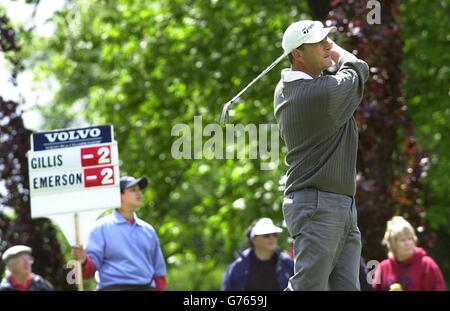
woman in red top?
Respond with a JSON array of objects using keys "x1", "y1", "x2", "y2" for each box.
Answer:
[{"x1": 373, "y1": 216, "x2": 447, "y2": 291}]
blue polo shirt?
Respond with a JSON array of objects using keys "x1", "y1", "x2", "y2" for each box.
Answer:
[{"x1": 85, "y1": 209, "x2": 166, "y2": 289}]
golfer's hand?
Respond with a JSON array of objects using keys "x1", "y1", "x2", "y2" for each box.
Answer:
[
  {"x1": 330, "y1": 41, "x2": 355, "y2": 64},
  {"x1": 330, "y1": 40, "x2": 344, "y2": 63},
  {"x1": 72, "y1": 245, "x2": 87, "y2": 263}
]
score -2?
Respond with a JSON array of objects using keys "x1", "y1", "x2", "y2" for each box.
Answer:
[
  {"x1": 84, "y1": 165, "x2": 115, "y2": 187},
  {"x1": 81, "y1": 145, "x2": 112, "y2": 167}
]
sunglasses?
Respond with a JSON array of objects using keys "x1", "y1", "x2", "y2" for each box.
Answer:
[{"x1": 260, "y1": 233, "x2": 278, "y2": 238}]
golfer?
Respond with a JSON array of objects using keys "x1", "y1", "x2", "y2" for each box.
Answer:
[{"x1": 274, "y1": 20, "x2": 369, "y2": 290}]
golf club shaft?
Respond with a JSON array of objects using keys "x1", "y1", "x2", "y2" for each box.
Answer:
[{"x1": 220, "y1": 53, "x2": 287, "y2": 124}]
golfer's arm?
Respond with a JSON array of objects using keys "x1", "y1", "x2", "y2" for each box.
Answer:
[
  {"x1": 331, "y1": 42, "x2": 357, "y2": 66},
  {"x1": 325, "y1": 52, "x2": 369, "y2": 126}
]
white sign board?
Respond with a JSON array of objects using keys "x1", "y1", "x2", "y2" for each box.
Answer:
[{"x1": 28, "y1": 125, "x2": 121, "y2": 245}]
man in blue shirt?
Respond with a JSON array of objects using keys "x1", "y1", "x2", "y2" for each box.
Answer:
[{"x1": 72, "y1": 176, "x2": 167, "y2": 290}]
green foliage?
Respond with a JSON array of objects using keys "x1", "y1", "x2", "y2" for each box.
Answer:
[
  {"x1": 401, "y1": 0, "x2": 450, "y2": 233},
  {"x1": 400, "y1": 0, "x2": 450, "y2": 282},
  {"x1": 18, "y1": 0, "x2": 449, "y2": 289},
  {"x1": 26, "y1": 0, "x2": 309, "y2": 289},
  {"x1": 166, "y1": 257, "x2": 227, "y2": 291},
  {"x1": 1, "y1": 11, "x2": 75, "y2": 290}
]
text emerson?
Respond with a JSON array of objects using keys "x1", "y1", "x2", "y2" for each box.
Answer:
[{"x1": 33, "y1": 173, "x2": 83, "y2": 189}]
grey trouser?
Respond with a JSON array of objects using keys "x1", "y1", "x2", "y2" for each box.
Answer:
[{"x1": 282, "y1": 188, "x2": 361, "y2": 291}]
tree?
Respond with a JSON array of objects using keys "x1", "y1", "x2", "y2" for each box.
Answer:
[
  {"x1": 0, "y1": 9, "x2": 74, "y2": 290},
  {"x1": 19, "y1": 0, "x2": 449, "y2": 289},
  {"x1": 27, "y1": 0, "x2": 312, "y2": 289},
  {"x1": 400, "y1": 0, "x2": 450, "y2": 280},
  {"x1": 328, "y1": 0, "x2": 432, "y2": 262}
]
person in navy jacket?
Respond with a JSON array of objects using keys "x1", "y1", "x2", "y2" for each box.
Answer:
[
  {"x1": 0, "y1": 245, "x2": 53, "y2": 291},
  {"x1": 222, "y1": 218, "x2": 294, "y2": 291}
]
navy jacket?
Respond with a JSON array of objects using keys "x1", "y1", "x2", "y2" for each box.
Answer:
[
  {"x1": 0, "y1": 273, "x2": 54, "y2": 291},
  {"x1": 221, "y1": 248, "x2": 294, "y2": 291}
]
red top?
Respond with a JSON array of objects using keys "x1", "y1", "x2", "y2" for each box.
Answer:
[
  {"x1": 373, "y1": 247, "x2": 447, "y2": 291},
  {"x1": 82, "y1": 257, "x2": 97, "y2": 279},
  {"x1": 10, "y1": 274, "x2": 32, "y2": 291}
]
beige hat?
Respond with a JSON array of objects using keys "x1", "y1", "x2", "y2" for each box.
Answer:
[{"x1": 2, "y1": 245, "x2": 32, "y2": 264}]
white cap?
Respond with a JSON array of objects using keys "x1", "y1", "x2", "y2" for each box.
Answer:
[
  {"x1": 2, "y1": 245, "x2": 32, "y2": 264},
  {"x1": 250, "y1": 218, "x2": 283, "y2": 238},
  {"x1": 282, "y1": 20, "x2": 336, "y2": 54}
]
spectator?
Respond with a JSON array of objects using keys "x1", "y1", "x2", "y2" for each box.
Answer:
[
  {"x1": 222, "y1": 218, "x2": 294, "y2": 291},
  {"x1": 359, "y1": 257, "x2": 372, "y2": 291},
  {"x1": 373, "y1": 216, "x2": 446, "y2": 291},
  {"x1": 0, "y1": 245, "x2": 54, "y2": 291},
  {"x1": 72, "y1": 176, "x2": 167, "y2": 291}
]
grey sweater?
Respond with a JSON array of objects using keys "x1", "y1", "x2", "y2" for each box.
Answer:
[{"x1": 274, "y1": 54, "x2": 369, "y2": 196}]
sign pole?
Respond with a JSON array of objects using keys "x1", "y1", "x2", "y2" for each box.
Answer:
[{"x1": 74, "y1": 213, "x2": 84, "y2": 291}]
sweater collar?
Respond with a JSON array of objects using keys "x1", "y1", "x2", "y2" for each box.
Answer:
[{"x1": 281, "y1": 69, "x2": 314, "y2": 82}]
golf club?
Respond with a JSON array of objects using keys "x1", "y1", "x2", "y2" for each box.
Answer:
[{"x1": 220, "y1": 53, "x2": 287, "y2": 125}]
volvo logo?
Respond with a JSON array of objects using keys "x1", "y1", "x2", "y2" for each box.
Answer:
[{"x1": 44, "y1": 128, "x2": 101, "y2": 143}]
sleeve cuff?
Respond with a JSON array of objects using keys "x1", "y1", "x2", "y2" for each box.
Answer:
[
  {"x1": 82, "y1": 256, "x2": 97, "y2": 279},
  {"x1": 154, "y1": 275, "x2": 167, "y2": 291},
  {"x1": 81, "y1": 257, "x2": 88, "y2": 267},
  {"x1": 337, "y1": 52, "x2": 358, "y2": 69}
]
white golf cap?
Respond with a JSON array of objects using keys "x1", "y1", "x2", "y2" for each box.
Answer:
[
  {"x1": 250, "y1": 218, "x2": 283, "y2": 238},
  {"x1": 282, "y1": 20, "x2": 336, "y2": 54},
  {"x1": 2, "y1": 245, "x2": 32, "y2": 264}
]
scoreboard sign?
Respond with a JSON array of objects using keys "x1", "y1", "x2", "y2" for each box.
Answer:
[{"x1": 28, "y1": 125, "x2": 121, "y2": 220}]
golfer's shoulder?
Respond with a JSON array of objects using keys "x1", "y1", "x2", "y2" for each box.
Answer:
[
  {"x1": 320, "y1": 64, "x2": 369, "y2": 91},
  {"x1": 337, "y1": 55, "x2": 369, "y2": 80},
  {"x1": 281, "y1": 78, "x2": 328, "y2": 95}
]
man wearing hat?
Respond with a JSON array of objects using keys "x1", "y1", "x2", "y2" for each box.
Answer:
[
  {"x1": 274, "y1": 20, "x2": 369, "y2": 290},
  {"x1": 0, "y1": 245, "x2": 54, "y2": 291},
  {"x1": 72, "y1": 176, "x2": 167, "y2": 290},
  {"x1": 222, "y1": 218, "x2": 294, "y2": 291}
]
